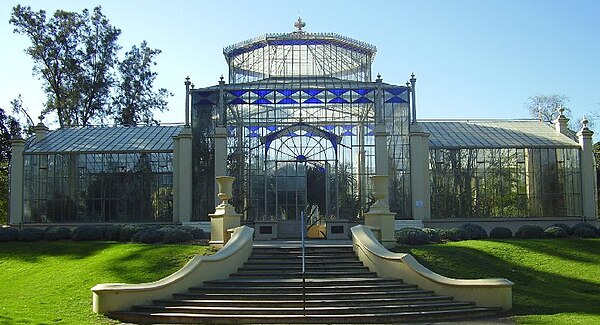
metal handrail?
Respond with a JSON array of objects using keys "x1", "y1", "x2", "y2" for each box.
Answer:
[{"x1": 301, "y1": 211, "x2": 306, "y2": 316}]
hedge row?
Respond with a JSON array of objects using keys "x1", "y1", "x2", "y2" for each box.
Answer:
[
  {"x1": 396, "y1": 222, "x2": 599, "y2": 245},
  {"x1": 0, "y1": 225, "x2": 207, "y2": 244}
]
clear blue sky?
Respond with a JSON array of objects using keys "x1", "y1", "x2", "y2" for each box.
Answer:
[{"x1": 1, "y1": 0, "x2": 599, "y2": 131}]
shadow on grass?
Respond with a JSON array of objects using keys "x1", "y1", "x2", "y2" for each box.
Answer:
[
  {"x1": 105, "y1": 245, "x2": 203, "y2": 283},
  {"x1": 498, "y1": 238, "x2": 600, "y2": 264},
  {"x1": 397, "y1": 240, "x2": 600, "y2": 316},
  {"x1": 0, "y1": 241, "x2": 115, "y2": 262}
]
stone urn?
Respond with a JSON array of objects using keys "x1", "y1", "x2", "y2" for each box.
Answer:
[
  {"x1": 216, "y1": 176, "x2": 235, "y2": 206},
  {"x1": 370, "y1": 175, "x2": 389, "y2": 210}
]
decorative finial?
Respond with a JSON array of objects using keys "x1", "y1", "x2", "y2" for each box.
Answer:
[
  {"x1": 38, "y1": 115, "x2": 44, "y2": 123},
  {"x1": 410, "y1": 73, "x2": 416, "y2": 80},
  {"x1": 558, "y1": 105, "x2": 565, "y2": 116},
  {"x1": 191, "y1": 83, "x2": 195, "y2": 89},
  {"x1": 294, "y1": 16, "x2": 306, "y2": 32},
  {"x1": 184, "y1": 76, "x2": 191, "y2": 85},
  {"x1": 220, "y1": 75, "x2": 224, "y2": 82},
  {"x1": 582, "y1": 116, "x2": 589, "y2": 129},
  {"x1": 406, "y1": 81, "x2": 410, "y2": 87},
  {"x1": 377, "y1": 73, "x2": 381, "y2": 79}
]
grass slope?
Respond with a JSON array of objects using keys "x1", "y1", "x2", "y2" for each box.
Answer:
[
  {"x1": 0, "y1": 242, "x2": 212, "y2": 324},
  {"x1": 395, "y1": 238, "x2": 600, "y2": 324}
]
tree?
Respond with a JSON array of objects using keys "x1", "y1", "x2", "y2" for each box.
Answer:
[
  {"x1": 10, "y1": 95, "x2": 35, "y2": 136},
  {"x1": 0, "y1": 107, "x2": 22, "y2": 225},
  {"x1": 112, "y1": 41, "x2": 172, "y2": 126},
  {"x1": 526, "y1": 94, "x2": 570, "y2": 124},
  {"x1": 10, "y1": 5, "x2": 121, "y2": 127}
]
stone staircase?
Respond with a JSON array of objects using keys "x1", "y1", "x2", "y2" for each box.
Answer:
[{"x1": 109, "y1": 245, "x2": 500, "y2": 324}]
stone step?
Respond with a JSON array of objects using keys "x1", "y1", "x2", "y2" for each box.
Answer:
[
  {"x1": 130, "y1": 301, "x2": 477, "y2": 315},
  {"x1": 110, "y1": 307, "x2": 499, "y2": 324},
  {"x1": 237, "y1": 265, "x2": 371, "y2": 272},
  {"x1": 153, "y1": 295, "x2": 456, "y2": 308},
  {"x1": 172, "y1": 289, "x2": 437, "y2": 301},
  {"x1": 229, "y1": 271, "x2": 378, "y2": 278},
  {"x1": 203, "y1": 277, "x2": 405, "y2": 287},
  {"x1": 188, "y1": 283, "x2": 418, "y2": 294}
]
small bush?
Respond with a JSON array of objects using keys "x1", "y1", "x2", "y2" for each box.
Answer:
[
  {"x1": 460, "y1": 223, "x2": 488, "y2": 240},
  {"x1": 544, "y1": 226, "x2": 567, "y2": 238},
  {"x1": 118, "y1": 225, "x2": 143, "y2": 242},
  {"x1": 396, "y1": 227, "x2": 430, "y2": 245},
  {"x1": 72, "y1": 225, "x2": 103, "y2": 241},
  {"x1": 422, "y1": 228, "x2": 441, "y2": 243},
  {"x1": 44, "y1": 226, "x2": 72, "y2": 241},
  {"x1": 490, "y1": 227, "x2": 512, "y2": 239},
  {"x1": 99, "y1": 225, "x2": 120, "y2": 241},
  {"x1": 550, "y1": 223, "x2": 573, "y2": 235},
  {"x1": 131, "y1": 229, "x2": 165, "y2": 244},
  {"x1": 162, "y1": 228, "x2": 194, "y2": 244},
  {"x1": 177, "y1": 226, "x2": 206, "y2": 239},
  {"x1": 572, "y1": 223, "x2": 597, "y2": 235},
  {"x1": 19, "y1": 228, "x2": 45, "y2": 242},
  {"x1": 438, "y1": 227, "x2": 468, "y2": 241},
  {"x1": 0, "y1": 227, "x2": 20, "y2": 242},
  {"x1": 515, "y1": 225, "x2": 545, "y2": 239},
  {"x1": 573, "y1": 226, "x2": 597, "y2": 238}
]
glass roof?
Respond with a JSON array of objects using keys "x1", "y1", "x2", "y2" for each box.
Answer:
[
  {"x1": 25, "y1": 125, "x2": 183, "y2": 154},
  {"x1": 421, "y1": 120, "x2": 580, "y2": 149}
]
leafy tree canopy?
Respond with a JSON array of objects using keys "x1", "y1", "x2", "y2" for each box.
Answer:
[
  {"x1": 10, "y1": 5, "x2": 171, "y2": 127},
  {"x1": 526, "y1": 94, "x2": 570, "y2": 124}
]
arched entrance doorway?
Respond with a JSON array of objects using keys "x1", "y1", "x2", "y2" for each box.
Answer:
[{"x1": 260, "y1": 122, "x2": 340, "y2": 238}]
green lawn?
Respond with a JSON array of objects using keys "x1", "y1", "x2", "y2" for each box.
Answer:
[
  {"x1": 0, "y1": 241, "x2": 213, "y2": 324},
  {"x1": 1, "y1": 239, "x2": 598, "y2": 324},
  {"x1": 394, "y1": 238, "x2": 600, "y2": 324}
]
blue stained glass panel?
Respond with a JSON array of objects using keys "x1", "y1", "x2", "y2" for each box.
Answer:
[
  {"x1": 304, "y1": 97, "x2": 323, "y2": 104},
  {"x1": 386, "y1": 88, "x2": 406, "y2": 95},
  {"x1": 229, "y1": 98, "x2": 247, "y2": 105},
  {"x1": 277, "y1": 90, "x2": 297, "y2": 96},
  {"x1": 253, "y1": 98, "x2": 272, "y2": 104},
  {"x1": 385, "y1": 97, "x2": 407, "y2": 104},
  {"x1": 342, "y1": 131, "x2": 355, "y2": 136},
  {"x1": 287, "y1": 132, "x2": 298, "y2": 137},
  {"x1": 343, "y1": 125, "x2": 354, "y2": 131},
  {"x1": 329, "y1": 89, "x2": 348, "y2": 96},
  {"x1": 366, "y1": 131, "x2": 375, "y2": 136},
  {"x1": 296, "y1": 155, "x2": 307, "y2": 161},
  {"x1": 248, "y1": 133, "x2": 260, "y2": 138},
  {"x1": 329, "y1": 97, "x2": 349, "y2": 104},
  {"x1": 323, "y1": 125, "x2": 335, "y2": 131},
  {"x1": 266, "y1": 126, "x2": 278, "y2": 132},
  {"x1": 230, "y1": 90, "x2": 246, "y2": 97},
  {"x1": 278, "y1": 98, "x2": 298, "y2": 104},
  {"x1": 304, "y1": 89, "x2": 323, "y2": 97},
  {"x1": 354, "y1": 89, "x2": 372, "y2": 96},
  {"x1": 247, "y1": 126, "x2": 260, "y2": 131},
  {"x1": 353, "y1": 97, "x2": 372, "y2": 104},
  {"x1": 252, "y1": 89, "x2": 272, "y2": 97}
]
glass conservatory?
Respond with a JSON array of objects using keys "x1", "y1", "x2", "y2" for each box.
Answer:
[{"x1": 190, "y1": 20, "x2": 413, "y2": 236}]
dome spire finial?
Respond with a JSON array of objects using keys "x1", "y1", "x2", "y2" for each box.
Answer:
[{"x1": 294, "y1": 16, "x2": 306, "y2": 33}]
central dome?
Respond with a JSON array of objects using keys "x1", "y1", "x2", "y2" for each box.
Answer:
[{"x1": 223, "y1": 18, "x2": 377, "y2": 83}]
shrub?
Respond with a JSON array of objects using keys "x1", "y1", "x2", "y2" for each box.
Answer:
[
  {"x1": 544, "y1": 226, "x2": 567, "y2": 238},
  {"x1": 118, "y1": 225, "x2": 144, "y2": 242},
  {"x1": 572, "y1": 223, "x2": 597, "y2": 235},
  {"x1": 421, "y1": 228, "x2": 441, "y2": 243},
  {"x1": 131, "y1": 229, "x2": 165, "y2": 244},
  {"x1": 44, "y1": 226, "x2": 72, "y2": 241},
  {"x1": 438, "y1": 227, "x2": 468, "y2": 241},
  {"x1": 396, "y1": 227, "x2": 430, "y2": 245},
  {"x1": 19, "y1": 228, "x2": 45, "y2": 242},
  {"x1": 573, "y1": 226, "x2": 597, "y2": 238},
  {"x1": 162, "y1": 228, "x2": 194, "y2": 244},
  {"x1": 515, "y1": 225, "x2": 545, "y2": 239},
  {"x1": 0, "y1": 227, "x2": 19, "y2": 242},
  {"x1": 550, "y1": 223, "x2": 573, "y2": 235},
  {"x1": 460, "y1": 223, "x2": 488, "y2": 240},
  {"x1": 490, "y1": 227, "x2": 512, "y2": 239},
  {"x1": 72, "y1": 225, "x2": 103, "y2": 241},
  {"x1": 177, "y1": 226, "x2": 206, "y2": 239},
  {"x1": 99, "y1": 225, "x2": 120, "y2": 241}
]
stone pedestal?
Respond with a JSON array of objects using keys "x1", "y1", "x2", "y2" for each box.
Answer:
[
  {"x1": 364, "y1": 175, "x2": 396, "y2": 248},
  {"x1": 254, "y1": 220, "x2": 278, "y2": 240},
  {"x1": 209, "y1": 176, "x2": 241, "y2": 248}
]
